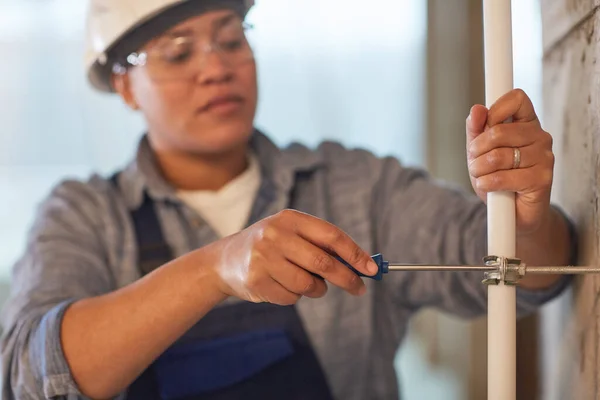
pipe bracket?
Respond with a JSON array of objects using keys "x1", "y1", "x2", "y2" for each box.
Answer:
[{"x1": 482, "y1": 255, "x2": 524, "y2": 285}]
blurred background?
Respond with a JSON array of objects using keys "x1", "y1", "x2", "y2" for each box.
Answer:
[{"x1": 0, "y1": 0, "x2": 567, "y2": 399}]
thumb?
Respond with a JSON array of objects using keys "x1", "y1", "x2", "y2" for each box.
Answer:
[{"x1": 466, "y1": 104, "x2": 488, "y2": 145}]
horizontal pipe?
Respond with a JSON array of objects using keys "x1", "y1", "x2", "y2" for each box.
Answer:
[{"x1": 523, "y1": 266, "x2": 599, "y2": 274}]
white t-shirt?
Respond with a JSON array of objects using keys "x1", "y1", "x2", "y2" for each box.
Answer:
[{"x1": 177, "y1": 154, "x2": 261, "y2": 238}]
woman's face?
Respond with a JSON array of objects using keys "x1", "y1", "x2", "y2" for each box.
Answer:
[{"x1": 113, "y1": 9, "x2": 258, "y2": 156}]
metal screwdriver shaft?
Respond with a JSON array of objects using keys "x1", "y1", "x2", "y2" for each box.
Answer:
[{"x1": 387, "y1": 264, "x2": 497, "y2": 272}]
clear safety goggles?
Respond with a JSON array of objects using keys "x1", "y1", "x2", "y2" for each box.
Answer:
[{"x1": 113, "y1": 19, "x2": 255, "y2": 82}]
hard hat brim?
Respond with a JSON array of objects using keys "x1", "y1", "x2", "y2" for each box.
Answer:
[{"x1": 88, "y1": 0, "x2": 251, "y2": 93}]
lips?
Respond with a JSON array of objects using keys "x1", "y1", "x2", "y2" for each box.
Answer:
[{"x1": 198, "y1": 94, "x2": 244, "y2": 113}]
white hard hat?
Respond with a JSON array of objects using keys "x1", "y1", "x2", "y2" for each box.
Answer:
[{"x1": 85, "y1": 0, "x2": 254, "y2": 93}]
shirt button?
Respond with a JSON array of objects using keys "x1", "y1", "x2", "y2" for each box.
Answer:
[{"x1": 192, "y1": 218, "x2": 202, "y2": 228}]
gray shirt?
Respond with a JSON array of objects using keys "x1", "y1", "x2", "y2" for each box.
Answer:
[{"x1": 0, "y1": 132, "x2": 571, "y2": 400}]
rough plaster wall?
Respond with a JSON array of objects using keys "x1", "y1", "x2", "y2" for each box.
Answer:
[{"x1": 542, "y1": 1, "x2": 600, "y2": 398}]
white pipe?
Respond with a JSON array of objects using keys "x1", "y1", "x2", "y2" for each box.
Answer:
[{"x1": 483, "y1": 1, "x2": 516, "y2": 400}]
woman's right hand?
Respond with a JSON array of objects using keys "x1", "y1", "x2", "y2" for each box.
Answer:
[{"x1": 201, "y1": 209, "x2": 379, "y2": 305}]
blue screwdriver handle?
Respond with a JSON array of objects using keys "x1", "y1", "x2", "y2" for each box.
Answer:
[{"x1": 336, "y1": 253, "x2": 389, "y2": 281}]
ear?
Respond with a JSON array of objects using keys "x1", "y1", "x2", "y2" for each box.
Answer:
[{"x1": 111, "y1": 73, "x2": 139, "y2": 110}]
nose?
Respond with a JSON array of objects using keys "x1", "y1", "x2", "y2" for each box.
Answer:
[{"x1": 195, "y1": 46, "x2": 234, "y2": 85}]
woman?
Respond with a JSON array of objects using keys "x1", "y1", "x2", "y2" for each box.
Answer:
[{"x1": 1, "y1": 0, "x2": 574, "y2": 399}]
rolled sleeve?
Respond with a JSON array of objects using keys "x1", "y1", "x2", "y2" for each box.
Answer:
[
  {"x1": 35, "y1": 301, "x2": 80, "y2": 399},
  {"x1": 1, "y1": 180, "x2": 117, "y2": 399},
  {"x1": 1, "y1": 301, "x2": 81, "y2": 400},
  {"x1": 515, "y1": 206, "x2": 577, "y2": 315},
  {"x1": 372, "y1": 156, "x2": 575, "y2": 318},
  {"x1": 515, "y1": 276, "x2": 573, "y2": 315}
]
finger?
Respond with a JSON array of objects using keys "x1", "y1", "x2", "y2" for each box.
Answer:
[
  {"x1": 468, "y1": 144, "x2": 543, "y2": 178},
  {"x1": 487, "y1": 89, "x2": 540, "y2": 127},
  {"x1": 468, "y1": 122, "x2": 543, "y2": 159},
  {"x1": 269, "y1": 259, "x2": 328, "y2": 298},
  {"x1": 466, "y1": 104, "x2": 489, "y2": 144},
  {"x1": 281, "y1": 235, "x2": 365, "y2": 296},
  {"x1": 282, "y1": 210, "x2": 378, "y2": 277},
  {"x1": 252, "y1": 276, "x2": 302, "y2": 306},
  {"x1": 474, "y1": 166, "x2": 553, "y2": 194}
]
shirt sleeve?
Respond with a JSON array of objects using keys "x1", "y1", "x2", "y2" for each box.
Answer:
[
  {"x1": 370, "y1": 156, "x2": 574, "y2": 318},
  {"x1": 0, "y1": 180, "x2": 118, "y2": 400}
]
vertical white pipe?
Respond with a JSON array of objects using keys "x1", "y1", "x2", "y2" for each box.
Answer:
[{"x1": 483, "y1": 1, "x2": 516, "y2": 400}]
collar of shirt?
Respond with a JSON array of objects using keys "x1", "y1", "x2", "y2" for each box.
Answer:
[{"x1": 116, "y1": 130, "x2": 326, "y2": 212}]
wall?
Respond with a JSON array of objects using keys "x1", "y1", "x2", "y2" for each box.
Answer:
[
  {"x1": 395, "y1": 1, "x2": 485, "y2": 398},
  {"x1": 541, "y1": 1, "x2": 600, "y2": 399}
]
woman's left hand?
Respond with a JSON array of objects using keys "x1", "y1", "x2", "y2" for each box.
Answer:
[{"x1": 466, "y1": 88, "x2": 555, "y2": 235}]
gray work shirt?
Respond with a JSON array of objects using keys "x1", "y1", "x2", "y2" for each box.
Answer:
[{"x1": 0, "y1": 132, "x2": 570, "y2": 400}]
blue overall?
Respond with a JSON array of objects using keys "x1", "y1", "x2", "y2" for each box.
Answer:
[{"x1": 111, "y1": 176, "x2": 334, "y2": 400}]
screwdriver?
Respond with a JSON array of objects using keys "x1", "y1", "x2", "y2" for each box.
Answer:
[{"x1": 338, "y1": 254, "x2": 590, "y2": 281}]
